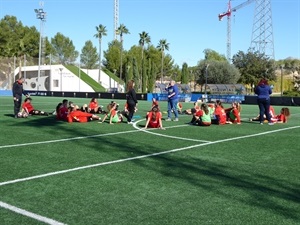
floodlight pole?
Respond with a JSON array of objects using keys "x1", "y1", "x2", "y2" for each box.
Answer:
[{"x1": 34, "y1": 7, "x2": 46, "y2": 92}]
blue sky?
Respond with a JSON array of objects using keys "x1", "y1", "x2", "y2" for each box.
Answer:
[{"x1": 0, "y1": 0, "x2": 299, "y2": 67}]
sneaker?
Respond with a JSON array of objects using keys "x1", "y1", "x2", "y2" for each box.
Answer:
[
  {"x1": 173, "y1": 118, "x2": 179, "y2": 121},
  {"x1": 127, "y1": 121, "x2": 133, "y2": 124},
  {"x1": 268, "y1": 122, "x2": 274, "y2": 125},
  {"x1": 165, "y1": 118, "x2": 172, "y2": 121},
  {"x1": 260, "y1": 123, "x2": 263, "y2": 125}
]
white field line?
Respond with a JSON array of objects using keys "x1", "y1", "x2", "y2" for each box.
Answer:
[
  {"x1": 133, "y1": 119, "x2": 211, "y2": 143},
  {"x1": 0, "y1": 122, "x2": 206, "y2": 150},
  {"x1": 0, "y1": 201, "x2": 66, "y2": 225},
  {"x1": 0, "y1": 125, "x2": 299, "y2": 187}
]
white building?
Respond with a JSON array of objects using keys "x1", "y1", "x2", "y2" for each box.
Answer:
[{"x1": 15, "y1": 65, "x2": 124, "y2": 92}]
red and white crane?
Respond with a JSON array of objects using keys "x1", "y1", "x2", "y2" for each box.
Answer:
[{"x1": 218, "y1": 0, "x2": 255, "y2": 61}]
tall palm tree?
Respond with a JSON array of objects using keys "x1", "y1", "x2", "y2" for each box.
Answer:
[
  {"x1": 139, "y1": 31, "x2": 151, "y2": 60},
  {"x1": 139, "y1": 31, "x2": 151, "y2": 92},
  {"x1": 157, "y1": 39, "x2": 169, "y2": 84},
  {"x1": 94, "y1": 24, "x2": 107, "y2": 84},
  {"x1": 116, "y1": 24, "x2": 130, "y2": 83}
]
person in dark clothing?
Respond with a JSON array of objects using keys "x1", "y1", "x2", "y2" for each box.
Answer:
[
  {"x1": 254, "y1": 78, "x2": 274, "y2": 125},
  {"x1": 12, "y1": 78, "x2": 28, "y2": 118},
  {"x1": 124, "y1": 80, "x2": 138, "y2": 124}
]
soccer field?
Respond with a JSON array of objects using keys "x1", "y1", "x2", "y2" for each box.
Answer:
[{"x1": 0, "y1": 96, "x2": 300, "y2": 225}]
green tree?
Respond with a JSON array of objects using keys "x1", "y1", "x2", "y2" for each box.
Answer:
[
  {"x1": 103, "y1": 40, "x2": 121, "y2": 73},
  {"x1": 181, "y1": 62, "x2": 189, "y2": 84},
  {"x1": 51, "y1": 32, "x2": 78, "y2": 65},
  {"x1": 203, "y1": 49, "x2": 227, "y2": 61},
  {"x1": 80, "y1": 40, "x2": 98, "y2": 69},
  {"x1": 132, "y1": 57, "x2": 139, "y2": 87},
  {"x1": 195, "y1": 60, "x2": 240, "y2": 86},
  {"x1": 232, "y1": 50, "x2": 276, "y2": 86},
  {"x1": 142, "y1": 58, "x2": 147, "y2": 93},
  {"x1": 157, "y1": 39, "x2": 169, "y2": 83},
  {"x1": 94, "y1": 24, "x2": 107, "y2": 83},
  {"x1": 116, "y1": 24, "x2": 130, "y2": 81}
]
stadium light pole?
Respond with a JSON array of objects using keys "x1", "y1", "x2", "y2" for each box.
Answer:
[{"x1": 34, "y1": 7, "x2": 46, "y2": 91}]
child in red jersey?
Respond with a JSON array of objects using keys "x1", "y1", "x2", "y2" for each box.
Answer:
[
  {"x1": 276, "y1": 107, "x2": 290, "y2": 123},
  {"x1": 68, "y1": 105, "x2": 100, "y2": 123},
  {"x1": 211, "y1": 100, "x2": 227, "y2": 125},
  {"x1": 145, "y1": 106, "x2": 164, "y2": 129},
  {"x1": 225, "y1": 102, "x2": 241, "y2": 124},
  {"x1": 21, "y1": 97, "x2": 49, "y2": 116},
  {"x1": 57, "y1": 99, "x2": 69, "y2": 121}
]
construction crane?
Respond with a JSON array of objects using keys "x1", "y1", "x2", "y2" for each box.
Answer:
[{"x1": 218, "y1": 0, "x2": 255, "y2": 62}]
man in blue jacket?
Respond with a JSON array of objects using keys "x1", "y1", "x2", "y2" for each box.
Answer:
[{"x1": 165, "y1": 80, "x2": 179, "y2": 121}]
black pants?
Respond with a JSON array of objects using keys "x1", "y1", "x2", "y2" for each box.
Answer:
[
  {"x1": 14, "y1": 96, "x2": 22, "y2": 116},
  {"x1": 125, "y1": 101, "x2": 136, "y2": 122},
  {"x1": 257, "y1": 98, "x2": 271, "y2": 123}
]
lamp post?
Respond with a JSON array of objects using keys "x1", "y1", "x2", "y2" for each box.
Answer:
[
  {"x1": 59, "y1": 68, "x2": 63, "y2": 92},
  {"x1": 34, "y1": 6, "x2": 46, "y2": 91},
  {"x1": 205, "y1": 64, "x2": 209, "y2": 95},
  {"x1": 280, "y1": 65, "x2": 284, "y2": 96}
]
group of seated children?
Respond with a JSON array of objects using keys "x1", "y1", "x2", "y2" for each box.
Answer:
[
  {"x1": 56, "y1": 99, "x2": 101, "y2": 123},
  {"x1": 188, "y1": 100, "x2": 241, "y2": 126},
  {"x1": 99, "y1": 101, "x2": 124, "y2": 124},
  {"x1": 81, "y1": 98, "x2": 105, "y2": 114},
  {"x1": 249, "y1": 106, "x2": 290, "y2": 123}
]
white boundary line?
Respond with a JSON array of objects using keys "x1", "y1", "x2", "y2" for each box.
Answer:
[
  {"x1": 0, "y1": 201, "x2": 66, "y2": 225},
  {"x1": 1, "y1": 125, "x2": 299, "y2": 187}
]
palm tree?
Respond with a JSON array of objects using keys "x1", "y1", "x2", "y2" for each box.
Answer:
[
  {"x1": 139, "y1": 31, "x2": 151, "y2": 60},
  {"x1": 94, "y1": 24, "x2": 107, "y2": 84},
  {"x1": 139, "y1": 31, "x2": 151, "y2": 92},
  {"x1": 157, "y1": 39, "x2": 169, "y2": 84},
  {"x1": 116, "y1": 24, "x2": 130, "y2": 83}
]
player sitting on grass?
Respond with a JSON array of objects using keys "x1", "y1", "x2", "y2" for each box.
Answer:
[
  {"x1": 276, "y1": 107, "x2": 290, "y2": 123},
  {"x1": 22, "y1": 97, "x2": 49, "y2": 116},
  {"x1": 189, "y1": 103, "x2": 212, "y2": 126},
  {"x1": 211, "y1": 100, "x2": 227, "y2": 125},
  {"x1": 145, "y1": 106, "x2": 164, "y2": 129},
  {"x1": 68, "y1": 104, "x2": 101, "y2": 123},
  {"x1": 99, "y1": 102, "x2": 123, "y2": 124},
  {"x1": 225, "y1": 102, "x2": 241, "y2": 124}
]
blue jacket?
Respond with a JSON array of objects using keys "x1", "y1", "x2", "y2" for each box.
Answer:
[
  {"x1": 255, "y1": 84, "x2": 272, "y2": 99},
  {"x1": 166, "y1": 84, "x2": 179, "y2": 100}
]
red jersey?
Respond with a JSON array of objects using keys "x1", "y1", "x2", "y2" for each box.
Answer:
[
  {"x1": 147, "y1": 111, "x2": 162, "y2": 128},
  {"x1": 277, "y1": 114, "x2": 287, "y2": 123},
  {"x1": 214, "y1": 106, "x2": 227, "y2": 125},
  {"x1": 228, "y1": 108, "x2": 241, "y2": 123},
  {"x1": 58, "y1": 106, "x2": 69, "y2": 121},
  {"x1": 68, "y1": 111, "x2": 93, "y2": 123},
  {"x1": 89, "y1": 101, "x2": 98, "y2": 110},
  {"x1": 22, "y1": 102, "x2": 34, "y2": 113}
]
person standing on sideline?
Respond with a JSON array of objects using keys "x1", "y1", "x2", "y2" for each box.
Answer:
[
  {"x1": 125, "y1": 80, "x2": 138, "y2": 124},
  {"x1": 165, "y1": 80, "x2": 179, "y2": 121},
  {"x1": 254, "y1": 78, "x2": 273, "y2": 125},
  {"x1": 12, "y1": 77, "x2": 28, "y2": 118}
]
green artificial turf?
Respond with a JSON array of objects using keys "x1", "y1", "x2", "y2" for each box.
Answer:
[{"x1": 0, "y1": 96, "x2": 299, "y2": 225}]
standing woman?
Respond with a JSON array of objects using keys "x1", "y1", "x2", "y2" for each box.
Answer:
[
  {"x1": 254, "y1": 78, "x2": 273, "y2": 125},
  {"x1": 12, "y1": 77, "x2": 28, "y2": 118},
  {"x1": 125, "y1": 80, "x2": 138, "y2": 124}
]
